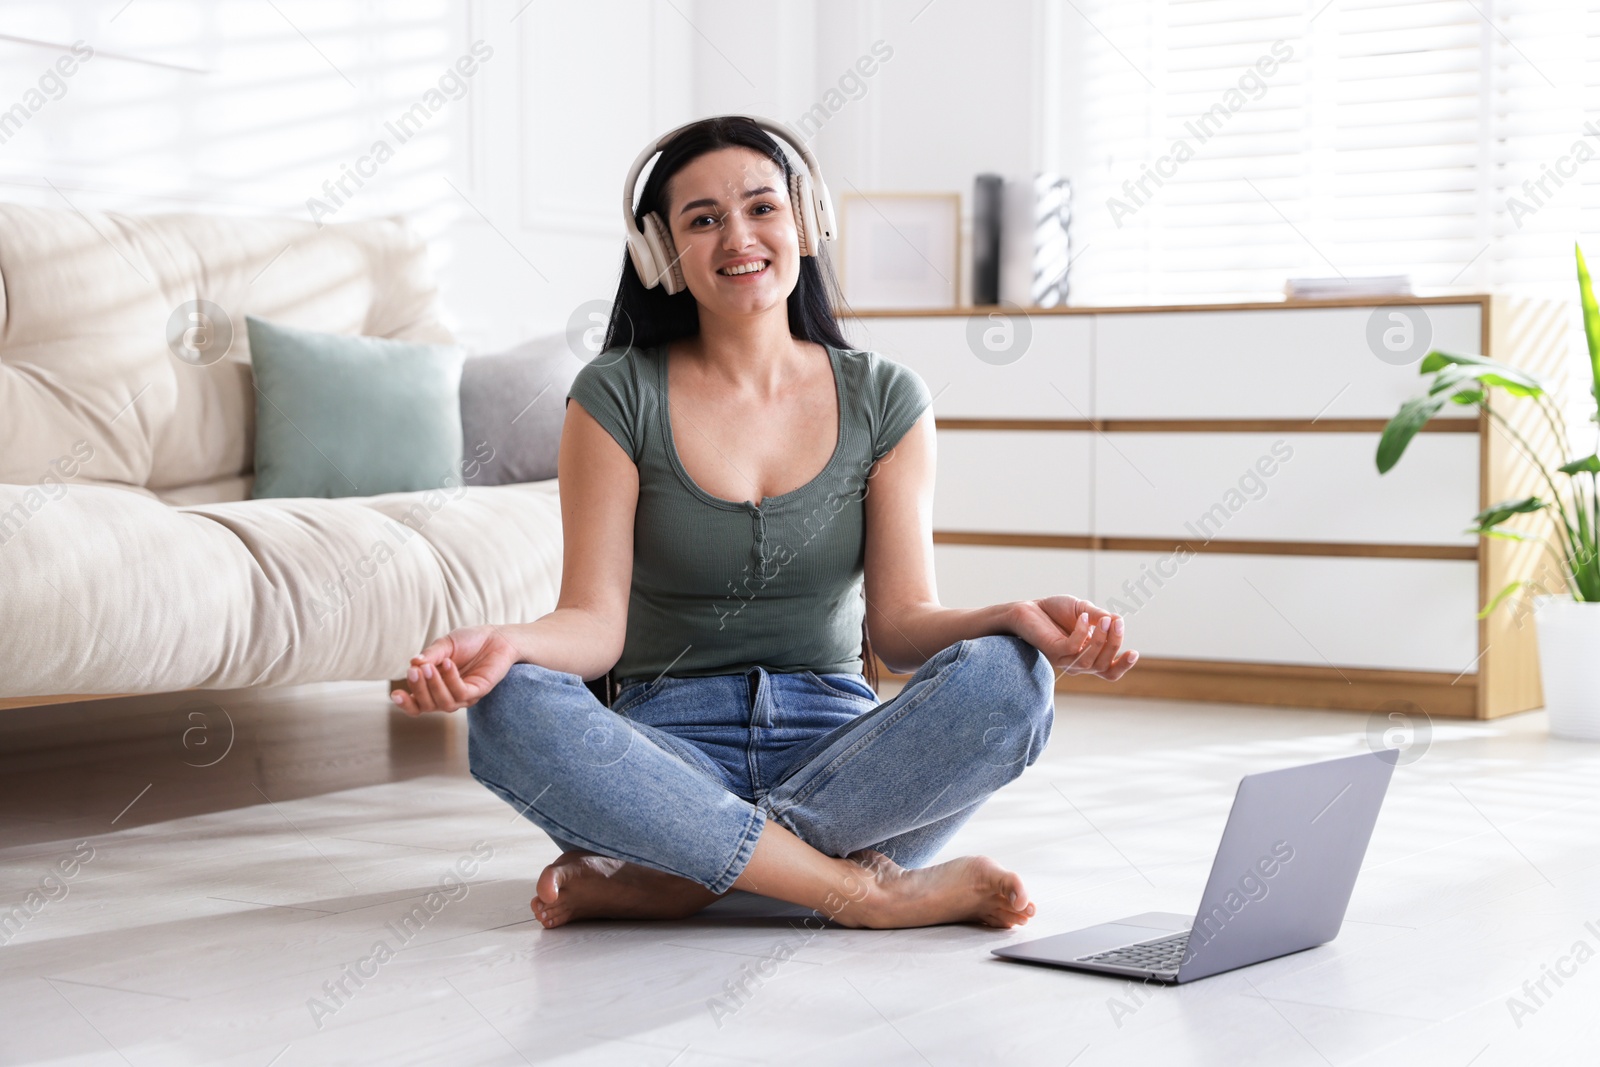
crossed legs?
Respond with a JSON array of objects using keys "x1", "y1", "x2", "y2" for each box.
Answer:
[{"x1": 467, "y1": 636, "x2": 1056, "y2": 929}]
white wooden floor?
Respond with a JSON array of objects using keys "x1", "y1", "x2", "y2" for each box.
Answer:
[{"x1": 3, "y1": 682, "x2": 1598, "y2": 1066}]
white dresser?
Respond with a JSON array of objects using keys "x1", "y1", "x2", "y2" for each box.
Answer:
[{"x1": 846, "y1": 296, "x2": 1565, "y2": 719}]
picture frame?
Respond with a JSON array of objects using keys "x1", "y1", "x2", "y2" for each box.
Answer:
[{"x1": 837, "y1": 192, "x2": 961, "y2": 310}]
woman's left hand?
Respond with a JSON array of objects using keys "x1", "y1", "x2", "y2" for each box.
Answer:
[{"x1": 1008, "y1": 596, "x2": 1139, "y2": 681}]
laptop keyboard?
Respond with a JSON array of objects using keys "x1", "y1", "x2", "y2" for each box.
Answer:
[{"x1": 1078, "y1": 931, "x2": 1190, "y2": 973}]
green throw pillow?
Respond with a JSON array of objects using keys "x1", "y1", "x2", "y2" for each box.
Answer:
[{"x1": 247, "y1": 316, "x2": 466, "y2": 499}]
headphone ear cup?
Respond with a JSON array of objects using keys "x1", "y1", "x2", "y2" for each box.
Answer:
[
  {"x1": 790, "y1": 170, "x2": 817, "y2": 257},
  {"x1": 626, "y1": 228, "x2": 658, "y2": 290},
  {"x1": 642, "y1": 213, "x2": 686, "y2": 294}
]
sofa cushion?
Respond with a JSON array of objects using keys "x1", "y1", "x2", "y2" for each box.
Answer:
[
  {"x1": 0, "y1": 478, "x2": 563, "y2": 698},
  {"x1": 153, "y1": 474, "x2": 255, "y2": 506},
  {"x1": 0, "y1": 204, "x2": 455, "y2": 493},
  {"x1": 246, "y1": 317, "x2": 466, "y2": 499},
  {"x1": 460, "y1": 333, "x2": 579, "y2": 486}
]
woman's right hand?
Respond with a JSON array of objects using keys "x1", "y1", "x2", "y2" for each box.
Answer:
[{"x1": 391, "y1": 625, "x2": 520, "y2": 715}]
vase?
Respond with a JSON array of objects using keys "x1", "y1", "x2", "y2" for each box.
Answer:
[{"x1": 1534, "y1": 595, "x2": 1600, "y2": 741}]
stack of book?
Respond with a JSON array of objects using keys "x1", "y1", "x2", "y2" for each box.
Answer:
[{"x1": 1284, "y1": 275, "x2": 1413, "y2": 300}]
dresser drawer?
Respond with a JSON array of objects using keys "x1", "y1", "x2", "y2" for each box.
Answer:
[
  {"x1": 845, "y1": 314, "x2": 1092, "y2": 419},
  {"x1": 1092, "y1": 551, "x2": 1479, "y2": 673},
  {"x1": 932, "y1": 544, "x2": 1092, "y2": 611},
  {"x1": 1095, "y1": 305, "x2": 1482, "y2": 420},
  {"x1": 930, "y1": 548, "x2": 1478, "y2": 672},
  {"x1": 1094, "y1": 432, "x2": 1480, "y2": 545},
  {"x1": 935, "y1": 430, "x2": 1092, "y2": 533}
]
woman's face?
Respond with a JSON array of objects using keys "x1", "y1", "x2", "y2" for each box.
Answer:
[{"x1": 662, "y1": 146, "x2": 802, "y2": 316}]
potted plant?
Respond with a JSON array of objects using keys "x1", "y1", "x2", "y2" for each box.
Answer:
[{"x1": 1377, "y1": 243, "x2": 1600, "y2": 740}]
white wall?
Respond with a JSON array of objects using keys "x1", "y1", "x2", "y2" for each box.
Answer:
[
  {"x1": 2, "y1": 1, "x2": 1066, "y2": 348},
  {"x1": 689, "y1": 0, "x2": 1064, "y2": 310},
  {"x1": 442, "y1": 1, "x2": 693, "y2": 349}
]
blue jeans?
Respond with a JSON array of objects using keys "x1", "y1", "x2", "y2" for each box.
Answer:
[{"x1": 467, "y1": 635, "x2": 1055, "y2": 894}]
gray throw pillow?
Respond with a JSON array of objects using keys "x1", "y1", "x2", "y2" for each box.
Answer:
[
  {"x1": 459, "y1": 334, "x2": 580, "y2": 485},
  {"x1": 246, "y1": 316, "x2": 466, "y2": 499}
]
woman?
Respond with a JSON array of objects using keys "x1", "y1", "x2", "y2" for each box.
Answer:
[{"x1": 392, "y1": 116, "x2": 1138, "y2": 931}]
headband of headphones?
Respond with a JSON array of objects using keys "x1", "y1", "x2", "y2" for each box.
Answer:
[{"x1": 621, "y1": 115, "x2": 837, "y2": 293}]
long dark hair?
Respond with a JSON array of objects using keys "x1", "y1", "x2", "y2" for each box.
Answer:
[{"x1": 598, "y1": 115, "x2": 881, "y2": 699}]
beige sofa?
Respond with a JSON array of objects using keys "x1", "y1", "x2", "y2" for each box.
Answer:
[{"x1": 0, "y1": 204, "x2": 562, "y2": 703}]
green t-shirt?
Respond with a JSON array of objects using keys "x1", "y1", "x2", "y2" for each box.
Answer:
[{"x1": 566, "y1": 340, "x2": 932, "y2": 686}]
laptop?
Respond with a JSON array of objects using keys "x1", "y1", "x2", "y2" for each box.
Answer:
[{"x1": 992, "y1": 749, "x2": 1398, "y2": 983}]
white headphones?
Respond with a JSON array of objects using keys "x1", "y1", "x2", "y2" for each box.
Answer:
[{"x1": 622, "y1": 115, "x2": 837, "y2": 295}]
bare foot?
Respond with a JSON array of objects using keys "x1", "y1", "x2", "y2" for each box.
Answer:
[
  {"x1": 837, "y1": 850, "x2": 1036, "y2": 930},
  {"x1": 532, "y1": 850, "x2": 719, "y2": 928}
]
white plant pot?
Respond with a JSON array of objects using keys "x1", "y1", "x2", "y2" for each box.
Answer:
[{"x1": 1534, "y1": 596, "x2": 1600, "y2": 741}]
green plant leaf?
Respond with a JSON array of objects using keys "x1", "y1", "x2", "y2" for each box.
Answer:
[
  {"x1": 1558, "y1": 454, "x2": 1600, "y2": 475},
  {"x1": 1475, "y1": 528, "x2": 1535, "y2": 541},
  {"x1": 1418, "y1": 350, "x2": 1457, "y2": 374},
  {"x1": 1425, "y1": 362, "x2": 1544, "y2": 399},
  {"x1": 1419, "y1": 349, "x2": 1546, "y2": 389},
  {"x1": 1577, "y1": 243, "x2": 1600, "y2": 413},
  {"x1": 1450, "y1": 389, "x2": 1486, "y2": 405},
  {"x1": 1377, "y1": 395, "x2": 1446, "y2": 473},
  {"x1": 1477, "y1": 580, "x2": 1523, "y2": 619},
  {"x1": 1469, "y1": 496, "x2": 1546, "y2": 531}
]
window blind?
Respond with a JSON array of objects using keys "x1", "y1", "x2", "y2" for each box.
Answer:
[{"x1": 1067, "y1": 0, "x2": 1590, "y2": 303}]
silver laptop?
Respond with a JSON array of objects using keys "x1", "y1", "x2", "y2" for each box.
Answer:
[{"x1": 993, "y1": 749, "x2": 1398, "y2": 983}]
